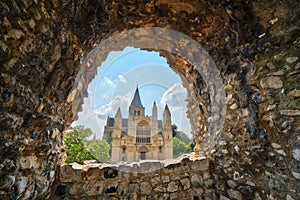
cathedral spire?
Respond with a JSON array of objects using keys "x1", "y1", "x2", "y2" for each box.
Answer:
[
  {"x1": 163, "y1": 104, "x2": 171, "y2": 126},
  {"x1": 130, "y1": 85, "x2": 143, "y2": 107},
  {"x1": 164, "y1": 104, "x2": 171, "y2": 116},
  {"x1": 115, "y1": 107, "x2": 122, "y2": 118},
  {"x1": 152, "y1": 101, "x2": 157, "y2": 118}
]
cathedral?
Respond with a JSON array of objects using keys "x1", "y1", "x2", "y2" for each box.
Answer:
[{"x1": 103, "y1": 86, "x2": 173, "y2": 162}]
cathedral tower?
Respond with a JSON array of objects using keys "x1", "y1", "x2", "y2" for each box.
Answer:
[
  {"x1": 163, "y1": 105, "x2": 173, "y2": 158},
  {"x1": 108, "y1": 85, "x2": 173, "y2": 162}
]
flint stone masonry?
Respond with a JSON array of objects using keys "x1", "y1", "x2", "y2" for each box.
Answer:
[
  {"x1": 0, "y1": 0, "x2": 300, "y2": 199},
  {"x1": 50, "y1": 156, "x2": 215, "y2": 199}
]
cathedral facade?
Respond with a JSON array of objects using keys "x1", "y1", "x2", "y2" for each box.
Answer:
[{"x1": 103, "y1": 86, "x2": 173, "y2": 162}]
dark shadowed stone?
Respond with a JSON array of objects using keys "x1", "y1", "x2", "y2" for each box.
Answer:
[
  {"x1": 237, "y1": 186, "x2": 251, "y2": 195},
  {"x1": 55, "y1": 184, "x2": 67, "y2": 196},
  {"x1": 2, "y1": 90, "x2": 11, "y2": 101},
  {"x1": 227, "y1": 189, "x2": 242, "y2": 200},
  {"x1": 105, "y1": 186, "x2": 117, "y2": 195},
  {"x1": 103, "y1": 168, "x2": 118, "y2": 179}
]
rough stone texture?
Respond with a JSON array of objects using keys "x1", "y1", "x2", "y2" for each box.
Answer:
[
  {"x1": 50, "y1": 157, "x2": 213, "y2": 199},
  {"x1": 0, "y1": 0, "x2": 299, "y2": 199}
]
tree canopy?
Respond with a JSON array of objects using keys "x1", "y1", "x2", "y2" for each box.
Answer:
[
  {"x1": 64, "y1": 128, "x2": 95, "y2": 164},
  {"x1": 173, "y1": 137, "x2": 192, "y2": 156},
  {"x1": 64, "y1": 126, "x2": 111, "y2": 164},
  {"x1": 175, "y1": 131, "x2": 192, "y2": 144},
  {"x1": 171, "y1": 124, "x2": 194, "y2": 157},
  {"x1": 86, "y1": 140, "x2": 110, "y2": 162}
]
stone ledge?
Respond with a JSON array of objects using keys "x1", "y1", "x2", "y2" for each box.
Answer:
[{"x1": 51, "y1": 155, "x2": 213, "y2": 199}]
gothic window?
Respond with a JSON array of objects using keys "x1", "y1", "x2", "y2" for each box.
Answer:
[
  {"x1": 122, "y1": 147, "x2": 126, "y2": 153},
  {"x1": 138, "y1": 110, "x2": 140, "y2": 116},
  {"x1": 159, "y1": 147, "x2": 162, "y2": 153},
  {"x1": 136, "y1": 121, "x2": 150, "y2": 143}
]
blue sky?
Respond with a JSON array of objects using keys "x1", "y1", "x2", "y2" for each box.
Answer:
[{"x1": 72, "y1": 47, "x2": 191, "y2": 139}]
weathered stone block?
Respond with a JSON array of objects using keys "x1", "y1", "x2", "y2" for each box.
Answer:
[
  {"x1": 139, "y1": 161, "x2": 163, "y2": 173},
  {"x1": 154, "y1": 185, "x2": 167, "y2": 193},
  {"x1": 83, "y1": 181, "x2": 104, "y2": 196},
  {"x1": 191, "y1": 174, "x2": 203, "y2": 187},
  {"x1": 83, "y1": 166, "x2": 101, "y2": 181},
  {"x1": 292, "y1": 149, "x2": 300, "y2": 161},
  {"x1": 162, "y1": 175, "x2": 170, "y2": 183},
  {"x1": 260, "y1": 76, "x2": 283, "y2": 89},
  {"x1": 170, "y1": 192, "x2": 178, "y2": 200},
  {"x1": 204, "y1": 179, "x2": 214, "y2": 187},
  {"x1": 162, "y1": 162, "x2": 181, "y2": 174},
  {"x1": 202, "y1": 171, "x2": 211, "y2": 180},
  {"x1": 151, "y1": 175, "x2": 160, "y2": 186},
  {"x1": 19, "y1": 156, "x2": 40, "y2": 169},
  {"x1": 59, "y1": 165, "x2": 82, "y2": 182},
  {"x1": 140, "y1": 182, "x2": 152, "y2": 195},
  {"x1": 128, "y1": 183, "x2": 139, "y2": 193},
  {"x1": 167, "y1": 181, "x2": 178, "y2": 192},
  {"x1": 69, "y1": 183, "x2": 84, "y2": 196},
  {"x1": 227, "y1": 189, "x2": 242, "y2": 200},
  {"x1": 171, "y1": 174, "x2": 181, "y2": 181},
  {"x1": 191, "y1": 158, "x2": 209, "y2": 171},
  {"x1": 180, "y1": 178, "x2": 191, "y2": 190}
]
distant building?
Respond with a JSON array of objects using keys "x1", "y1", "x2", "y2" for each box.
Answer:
[{"x1": 103, "y1": 86, "x2": 173, "y2": 162}]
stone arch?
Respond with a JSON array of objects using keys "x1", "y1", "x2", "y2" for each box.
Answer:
[
  {"x1": 137, "y1": 146, "x2": 150, "y2": 161},
  {"x1": 69, "y1": 27, "x2": 226, "y2": 154},
  {"x1": 1, "y1": 0, "x2": 299, "y2": 199},
  {"x1": 136, "y1": 119, "x2": 150, "y2": 127}
]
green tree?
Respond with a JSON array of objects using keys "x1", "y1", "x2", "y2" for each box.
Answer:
[
  {"x1": 103, "y1": 135, "x2": 112, "y2": 155},
  {"x1": 72, "y1": 125, "x2": 93, "y2": 142},
  {"x1": 64, "y1": 128, "x2": 95, "y2": 164},
  {"x1": 87, "y1": 140, "x2": 111, "y2": 162},
  {"x1": 173, "y1": 137, "x2": 190, "y2": 156},
  {"x1": 175, "y1": 131, "x2": 192, "y2": 144}
]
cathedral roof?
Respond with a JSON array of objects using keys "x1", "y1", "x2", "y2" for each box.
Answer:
[{"x1": 131, "y1": 87, "x2": 143, "y2": 107}]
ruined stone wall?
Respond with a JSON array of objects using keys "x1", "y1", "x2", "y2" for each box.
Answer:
[
  {"x1": 50, "y1": 156, "x2": 214, "y2": 200},
  {"x1": 0, "y1": 0, "x2": 299, "y2": 199}
]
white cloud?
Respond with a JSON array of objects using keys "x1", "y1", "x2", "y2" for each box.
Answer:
[
  {"x1": 104, "y1": 77, "x2": 113, "y2": 85},
  {"x1": 73, "y1": 94, "x2": 104, "y2": 139},
  {"x1": 161, "y1": 83, "x2": 187, "y2": 111},
  {"x1": 117, "y1": 75, "x2": 128, "y2": 83},
  {"x1": 95, "y1": 92, "x2": 130, "y2": 119},
  {"x1": 104, "y1": 75, "x2": 127, "y2": 86}
]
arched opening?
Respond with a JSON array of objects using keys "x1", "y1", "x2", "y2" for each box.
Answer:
[
  {"x1": 69, "y1": 27, "x2": 226, "y2": 160},
  {"x1": 138, "y1": 146, "x2": 149, "y2": 161},
  {"x1": 67, "y1": 44, "x2": 197, "y2": 164}
]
